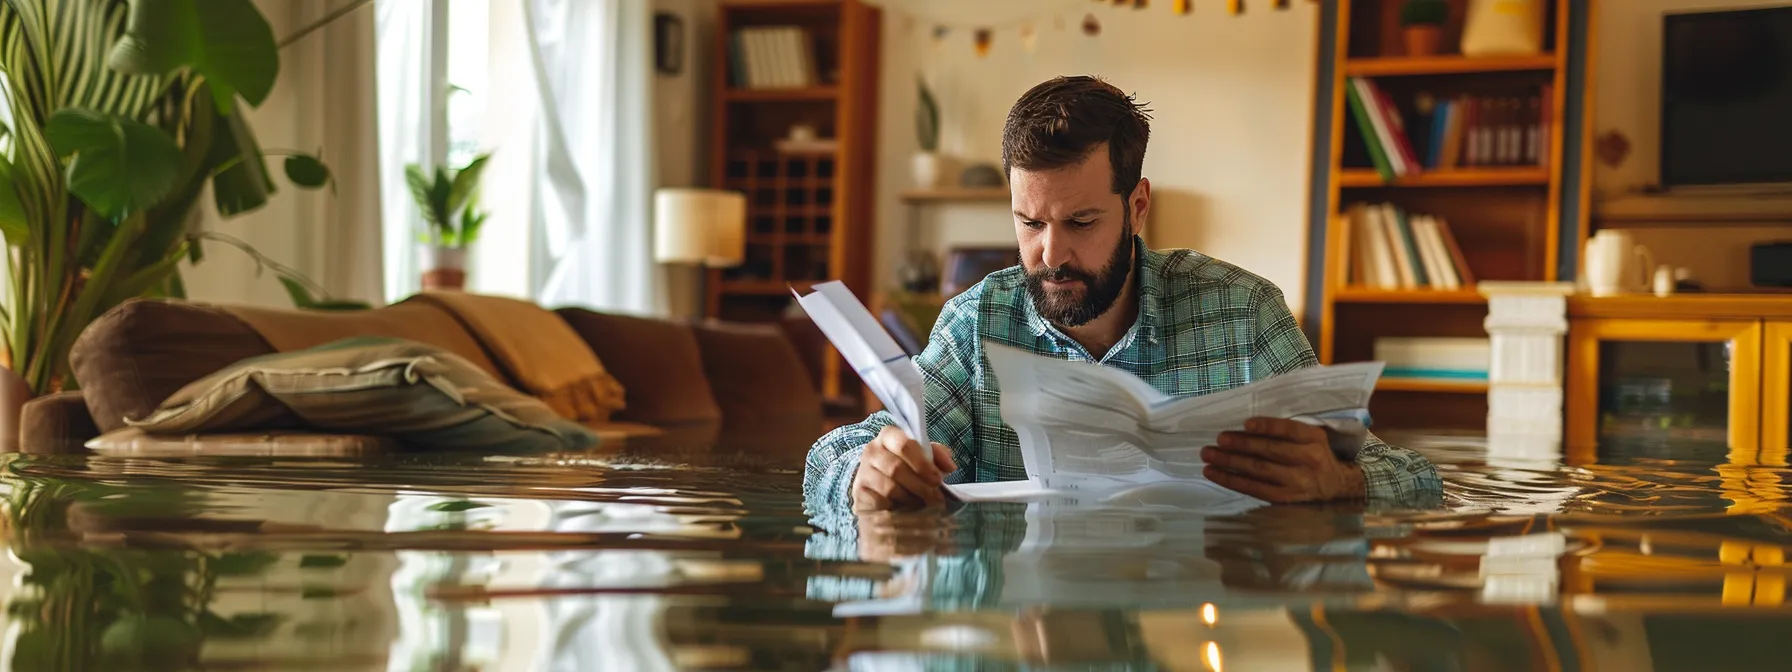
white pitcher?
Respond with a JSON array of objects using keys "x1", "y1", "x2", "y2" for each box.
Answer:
[{"x1": 1583, "y1": 230, "x2": 1655, "y2": 297}]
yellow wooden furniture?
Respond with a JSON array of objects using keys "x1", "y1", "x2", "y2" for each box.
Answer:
[{"x1": 1565, "y1": 295, "x2": 1792, "y2": 466}]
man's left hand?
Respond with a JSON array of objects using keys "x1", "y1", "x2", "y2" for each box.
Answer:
[{"x1": 1202, "y1": 417, "x2": 1366, "y2": 503}]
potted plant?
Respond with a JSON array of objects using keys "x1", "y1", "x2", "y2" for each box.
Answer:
[
  {"x1": 407, "y1": 153, "x2": 491, "y2": 291},
  {"x1": 1401, "y1": 0, "x2": 1449, "y2": 57},
  {"x1": 912, "y1": 77, "x2": 943, "y2": 188},
  {"x1": 0, "y1": 0, "x2": 366, "y2": 403}
]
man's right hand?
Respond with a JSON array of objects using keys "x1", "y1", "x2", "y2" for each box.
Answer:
[{"x1": 852, "y1": 425, "x2": 957, "y2": 511}]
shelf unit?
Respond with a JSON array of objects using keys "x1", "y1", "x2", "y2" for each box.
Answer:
[
  {"x1": 709, "y1": 0, "x2": 882, "y2": 405},
  {"x1": 1314, "y1": 0, "x2": 1578, "y2": 432}
]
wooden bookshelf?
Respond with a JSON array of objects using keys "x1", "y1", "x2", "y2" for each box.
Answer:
[
  {"x1": 1377, "y1": 379, "x2": 1491, "y2": 394},
  {"x1": 721, "y1": 86, "x2": 839, "y2": 102},
  {"x1": 709, "y1": 0, "x2": 881, "y2": 406},
  {"x1": 1336, "y1": 166, "x2": 1550, "y2": 188},
  {"x1": 1333, "y1": 287, "x2": 1487, "y2": 304},
  {"x1": 1313, "y1": 0, "x2": 1584, "y2": 432},
  {"x1": 1343, "y1": 53, "x2": 1557, "y2": 77}
]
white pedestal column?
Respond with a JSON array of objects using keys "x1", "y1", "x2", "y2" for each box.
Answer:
[{"x1": 1477, "y1": 282, "x2": 1577, "y2": 461}]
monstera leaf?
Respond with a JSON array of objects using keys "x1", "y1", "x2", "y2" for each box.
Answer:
[
  {"x1": 43, "y1": 108, "x2": 183, "y2": 220},
  {"x1": 106, "y1": 0, "x2": 279, "y2": 113}
]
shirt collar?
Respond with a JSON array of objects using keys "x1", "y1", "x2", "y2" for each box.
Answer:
[{"x1": 1024, "y1": 235, "x2": 1163, "y2": 343}]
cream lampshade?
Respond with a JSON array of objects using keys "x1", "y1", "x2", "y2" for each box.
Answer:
[{"x1": 653, "y1": 188, "x2": 746, "y2": 267}]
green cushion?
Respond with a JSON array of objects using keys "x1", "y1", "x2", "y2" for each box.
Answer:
[{"x1": 126, "y1": 336, "x2": 599, "y2": 452}]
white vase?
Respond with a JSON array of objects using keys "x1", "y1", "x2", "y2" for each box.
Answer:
[
  {"x1": 420, "y1": 245, "x2": 466, "y2": 271},
  {"x1": 911, "y1": 152, "x2": 942, "y2": 189}
]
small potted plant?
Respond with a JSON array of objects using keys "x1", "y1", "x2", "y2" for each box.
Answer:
[
  {"x1": 407, "y1": 153, "x2": 491, "y2": 291},
  {"x1": 1401, "y1": 0, "x2": 1449, "y2": 57},
  {"x1": 913, "y1": 76, "x2": 943, "y2": 188}
]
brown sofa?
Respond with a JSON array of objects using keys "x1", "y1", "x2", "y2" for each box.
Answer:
[{"x1": 19, "y1": 295, "x2": 838, "y2": 456}]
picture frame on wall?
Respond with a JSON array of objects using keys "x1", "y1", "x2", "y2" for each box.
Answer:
[{"x1": 654, "y1": 12, "x2": 684, "y2": 75}]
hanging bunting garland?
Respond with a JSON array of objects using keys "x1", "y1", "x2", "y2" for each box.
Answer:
[
  {"x1": 1082, "y1": 13, "x2": 1102, "y2": 36},
  {"x1": 1229, "y1": 0, "x2": 1244, "y2": 15},
  {"x1": 887, "y1": 0, "x2": 1299, "y2": 62},
  {"x1": 1133, "y1": 0, "x2": 1149, "y2": 8},
  {"x1": 974, "y1": 28, "x2": 993, "y2": 57},
  {"x1": 1174, "y1": 0, "x2": 1191, "y2": 13},
  {"x1": 1020, "y1": 23, "x2": 1039, "y2": 53}
]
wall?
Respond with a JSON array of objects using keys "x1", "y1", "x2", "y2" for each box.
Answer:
[
  {"x1": 873, "y1": 0, "x2": 1321, "y2": 312},
  {"x1": 1590, "y1": 0, "x2": 1792, "y2": 292}
]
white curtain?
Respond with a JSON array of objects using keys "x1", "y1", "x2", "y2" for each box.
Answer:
[
  {"x1": 375, "y1": 0, "x2": 445, "y2": 304},
  {"x1": 522, "y1": 0, "x2": 663, "y2": 316},
  {"x1": 290, "y1": 0, "x2": 386, "y2": 304}
]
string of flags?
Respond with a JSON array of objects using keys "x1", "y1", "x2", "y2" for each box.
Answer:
[{"x1": 890, "y1": 0, "x2": 1310, "y2": 59}]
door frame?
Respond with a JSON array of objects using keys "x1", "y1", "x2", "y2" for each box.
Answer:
[
  {"x1": 1763, "y1": 321, "x2": 1792, "y2": 466},
  {"x1": 1565, "y1": 318, "x2": 1763, "y2": 464}
]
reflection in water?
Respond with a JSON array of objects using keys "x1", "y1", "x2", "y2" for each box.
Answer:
[{"x1": 0, "y1": 438, "x2": 1785, "y2": 670}]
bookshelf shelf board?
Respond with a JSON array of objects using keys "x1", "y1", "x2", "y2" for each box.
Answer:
[
  {"x1": 722, "y1": 86, "x2": 839, "y2": 102},
  {"x1": 1333, "y1": 288, "x2": 1488, "y2": 304},
  {"x1": 899, "y1": 187, "x2": 1010, "y2": 203},
  {"x1": 1343, "y1": 54, "x2": 1558, "y2": 77},
  {"x1": 1338, "y1": 167, "x2": 1551, "y2": 188},
  {"x1": 1376, "y1": 378, "x2": 1490, "y2": 394},
  {"x1": 721, "y1": 279, "x2": 818, "y2": 295}
]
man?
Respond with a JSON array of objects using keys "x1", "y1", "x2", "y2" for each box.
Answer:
[{"x1": 805, "y1": 75, "x2": 1441, "y2": 512}]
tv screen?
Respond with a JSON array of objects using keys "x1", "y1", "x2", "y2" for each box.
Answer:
[{"x1": 1662, "y1": 5, "x2": 1792, "y2": 187}]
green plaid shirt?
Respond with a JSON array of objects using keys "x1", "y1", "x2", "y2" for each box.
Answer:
[{"x1": 804, "y1": 237, "x2": 1442, "y2": 510}]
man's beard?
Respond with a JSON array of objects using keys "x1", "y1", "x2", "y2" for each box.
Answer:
[{"x1": 1025, "y1": 209, "x2": 1135, "y2": 328}]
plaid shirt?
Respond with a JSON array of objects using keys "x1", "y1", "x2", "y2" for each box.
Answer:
[{"x1": 804, "y1": 237, "x2": 1443, "y2": 510}]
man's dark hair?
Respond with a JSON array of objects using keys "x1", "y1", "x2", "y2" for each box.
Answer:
[{"x1": 1001, "y1": 75, "x2": 1154, "y2": 196}]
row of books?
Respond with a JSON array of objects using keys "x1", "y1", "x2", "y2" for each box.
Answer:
[
  {"x1": 1345, "y1": 76, "x2": 1553, "y2": 179},
  {"x1": 1373, "y1": 337, "x2": 1490, "y2": 383},
  {"x1": 727, "y1": 26, "x2": 819, "y2": 89},
  {"x1": 1340, "y1": 202, "x2": 1476, "y2": 291}
]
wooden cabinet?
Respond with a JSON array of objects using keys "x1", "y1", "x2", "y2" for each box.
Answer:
[
  {"x1": 1765, "y1": 321, "x2": 1792, "y2": 464},
  {"x1": 1565, "y1": 295, "x2": 1792, "y2": 465}
]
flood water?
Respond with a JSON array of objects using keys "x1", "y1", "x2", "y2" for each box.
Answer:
[{"x1": 0, "y1": 434, "x2": 1788, "y2": 671}]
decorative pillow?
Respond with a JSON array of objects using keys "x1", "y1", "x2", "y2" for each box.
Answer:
[{"x1": 125, "y1": 337, "x2": 599, "y2": 452}]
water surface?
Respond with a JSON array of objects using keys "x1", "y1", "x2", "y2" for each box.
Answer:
[{"x1": 0, "y1": 434, "x2": 1787, "y2": 670}]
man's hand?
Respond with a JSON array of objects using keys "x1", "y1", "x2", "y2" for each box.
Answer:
[
  {"x1": 852, "y1": 425, "x2": 957, "y2": 511},
  {"x1": 1202, "y1": 417, "x2": 1366, "y2": 503}
]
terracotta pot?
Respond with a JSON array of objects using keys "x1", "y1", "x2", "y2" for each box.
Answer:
[
  {"x1": 422, "y1": 268, "x2": 466, "y2": 291},
  {"x1": 0, "y1": 365, "x2": 32, "y2": 453},
  {"x1": 1404, "y1": 25, "x2": 1444, "y2": 57}
]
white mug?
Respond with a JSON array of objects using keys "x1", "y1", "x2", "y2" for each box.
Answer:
[{"x1": 1584, "y1": 230, "x2": 1655, "y2": 296}]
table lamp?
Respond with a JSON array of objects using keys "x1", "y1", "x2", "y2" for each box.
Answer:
[{"x1": 654, "y1": 188, "x2": 747, "y2": 317}]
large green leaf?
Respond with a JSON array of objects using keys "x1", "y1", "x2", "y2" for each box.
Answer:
[
  {"x1": 283, "y1": 154, "x2": 330, "y2": 188},
  {"x1": 44, "y1": 108, "x2": 182, "y2": 220},
  {"x1": 108, "y1": 0, "x2": 279, "y2": 112},
  {"x1": 404, "y1": 164, "x2": 441, "y2": 228},
  {"x1": 446, "y1": 154, "x2": 489, "y2": 215},
  {"x1": 208, "y1": 104, "x2": 274, "y2": 217},
  {"x1": 0, "y1": 157, "x2": 29, "y2": 245}
]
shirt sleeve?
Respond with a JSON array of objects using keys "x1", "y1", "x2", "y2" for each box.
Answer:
[
  {"x1": 1246, "y1": 285, "x2": 1444, "y2": 509},
  {"x1": 803, "y1": 292, "x2": 986, "y2": 511}
]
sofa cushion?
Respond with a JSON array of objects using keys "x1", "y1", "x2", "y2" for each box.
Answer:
[
  {"x1": 70, "y1": 299, "x2": 285, "y2": 433},
  {"x1": 555, "y1": 308, "x2": 722, "y2": 427},
  {"x1": 405, "y1": 292, "x2": 627, "y2": 424},
  {"x1": 691, "y1": 321, "x2": 824, "y2": 430},
  {"x1": 127, "y1": 336, "x2": 599, "y2": 452}
]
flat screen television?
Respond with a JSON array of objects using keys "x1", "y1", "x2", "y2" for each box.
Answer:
[{"x1": 1661, "y1": 5, "x2": 1792, "y2": 187}]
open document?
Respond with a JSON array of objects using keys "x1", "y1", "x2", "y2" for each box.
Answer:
[
  {"x1": 793, "y1": 281, "x2": 1384, "y2": 505},
  {"x1": 977, "y1": 342, "x2": 1383, "y2": 501}
]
